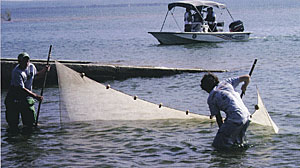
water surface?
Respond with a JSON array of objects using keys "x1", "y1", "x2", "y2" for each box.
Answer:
[{"x1": 1, "y1": 0, "x2": 300, "y2": 167}]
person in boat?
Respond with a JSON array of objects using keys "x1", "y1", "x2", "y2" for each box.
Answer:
[
  {"x1": 200, "y1": 73, "x2": 251, "y2": 149},
  {"x1": 4, "y1": 53, "x2": 45, "y2": 133},
  {"x1": 205, "y1": 7, "x2": 217, "y2": 32},
  {"x1": 192, "y1": 6, "x2": 203, "y2": 32},
  {"x1": 184, "y1": 8, "x2": 193, "y2": 32}
]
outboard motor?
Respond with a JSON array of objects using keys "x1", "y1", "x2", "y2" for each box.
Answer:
[{"x1": 229, "y1": 20, "x2": 244, "y2": 32}]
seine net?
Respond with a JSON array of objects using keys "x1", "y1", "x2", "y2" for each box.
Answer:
[
  {"x1": 250, "y1": 87, "x2": 279, "y2": 133},
  {"x1": 56, "y1": 61, "x2": 278, "y2": 133},
  {"x1": 55, "y1": 61, "x2": 210, "y2": 123}
]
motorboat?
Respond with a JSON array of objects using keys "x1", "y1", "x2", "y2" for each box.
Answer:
[{"x1": 148, "y1": 0, "x2": 251, "y2": 45}]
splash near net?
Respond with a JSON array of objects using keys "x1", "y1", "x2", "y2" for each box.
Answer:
[
  {"x1": 250, "y1": 87, "x2": 279, "y2": 133},
  {"x1": 55, "y1": 61, "x2": 210, "y2": 123}
]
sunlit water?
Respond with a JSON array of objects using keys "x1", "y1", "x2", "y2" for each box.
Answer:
[{"x1": 1, "y1": 0, "x2": 300, "y2": 167}]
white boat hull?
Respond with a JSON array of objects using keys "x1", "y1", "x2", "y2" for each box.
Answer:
[{"x1": 148, "y1": 32, "x2": 251, "y2": 45}]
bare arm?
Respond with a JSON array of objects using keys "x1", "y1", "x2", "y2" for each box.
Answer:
[
  {"x1": 239, "y1": 75, "x2": 250, "y2": 93},
  {"x1": 215, "y1": 112, "x2": 223, "y2": 128},
  {"x1": 35, "y1": 65, "x2": 50, "y2": 79},
  {"x1": 22, "y1": 87, "x2": 43, "y2": 102}
]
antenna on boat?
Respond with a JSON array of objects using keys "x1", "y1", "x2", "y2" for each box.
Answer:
[
  {"x1": 226, "y1": 8, "x2": 235, "y2": 21},
  {"x1": 171, "y1": 10, "x2": 182, "y2": 32},
  {"x1": 160, "y1": 10, "x2": 169, "y2": 32}
]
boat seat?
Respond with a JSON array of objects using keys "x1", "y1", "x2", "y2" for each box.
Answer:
[
  {"x1": 216, "y1": 22, "x2": 224, "y2": 32},
  {"x1": 217, "y1": 22, "x2": 224, "y2": 27}
]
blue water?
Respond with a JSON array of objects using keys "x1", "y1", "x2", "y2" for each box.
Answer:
[{"x1": 1, "y1": 0, "x2": 300, "y2": 167}]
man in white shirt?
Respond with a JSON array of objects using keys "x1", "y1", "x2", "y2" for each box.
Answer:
[
  {"x1": 5, "y1": 53, "x2": 44, "y2": 133},
  {"x1": 17, "y1": 52, "x2": 49, "y2": 91},
  {"x1": 200, "y1": 73, "x2": 251, "y2": 149}
]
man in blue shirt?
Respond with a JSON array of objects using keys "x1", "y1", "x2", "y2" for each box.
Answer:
[
  {"x1": 200, "y1": 73, "x2": 251, "y2": 149},
  {"x1": 5, "y1": 53, "x2": 43, "y2": 133}
]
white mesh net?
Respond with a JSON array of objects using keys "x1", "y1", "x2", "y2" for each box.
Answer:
[
  {"x1": 250, "y1": 87, "x2": 279, "y2": 133},
  {"x1": 56, "y1": 61, "x2": 279, "y2": 133},
  {"x1": 56, "y1": 61, "x2": 210, "y2": 123}
]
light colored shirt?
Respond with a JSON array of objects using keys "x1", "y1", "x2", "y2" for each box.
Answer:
[
  {"x1": 207, "y1": 77, "x2": 250, "y2": 124},
  {"x1": 24, "y1": 63, "x2": 37, "y2": 91},
  {"x1": 10, "y1": 65, "x2": 27, "y2": 88}
]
